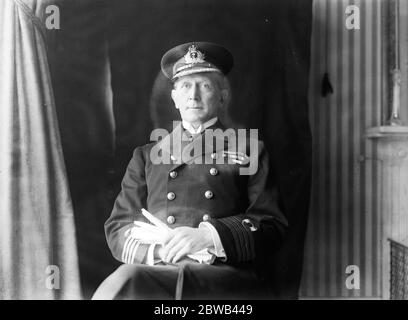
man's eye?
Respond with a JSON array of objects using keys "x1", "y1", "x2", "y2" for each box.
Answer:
[
  {"x1": 181, "y1": 83, "x2": 191, "y2": 89},
  {"x1": 202, "y1": 83, "x2": 211, "y2": 89}
]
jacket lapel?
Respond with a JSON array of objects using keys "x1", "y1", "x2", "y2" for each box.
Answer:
[{"x1": 151, "y1": 120, "x2": 233, "y2": 171}]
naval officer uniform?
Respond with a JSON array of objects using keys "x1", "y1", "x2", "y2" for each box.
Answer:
[{"x1": 94, "y1": 42, "x2": 288, "y2": 300}]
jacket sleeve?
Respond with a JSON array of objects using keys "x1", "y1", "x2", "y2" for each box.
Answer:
[
  {"x1": 104, "y1": 146, "x2": 151, "y2": 264},
  {"x1": 207, "y1": 141, "x2": 288, "y2": 264}
]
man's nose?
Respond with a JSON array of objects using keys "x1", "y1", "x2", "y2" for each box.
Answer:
[{"x1": 188, "y1": 83, "x2": 201, "y2": 101}]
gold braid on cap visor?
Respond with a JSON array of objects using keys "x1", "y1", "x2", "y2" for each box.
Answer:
[{"x1": 172, "y1": 62, "x2": 222, "y2": 79}]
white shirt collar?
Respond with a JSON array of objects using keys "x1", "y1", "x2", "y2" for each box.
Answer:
[{"x1": 182, "y1": 117, "x2": 218, "y2": 135}]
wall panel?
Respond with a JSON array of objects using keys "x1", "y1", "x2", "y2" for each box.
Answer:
[{"x1": 301, "y1": 0, "x2": 383, "y2": 298}]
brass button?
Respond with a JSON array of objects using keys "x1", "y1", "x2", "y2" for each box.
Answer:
[
  {"x1": 210, "y1": 168, "x2": 218, "y2": 176},
  {"x1": 202, "y1": 214, "x2": 210, "y2": 222},
  {"x1": 211, "y1": 153, "x2": 218, "y2": 160},
  {"x1": 167, "y1": 192, "x2": 176, "y2": 200},
  {"x1": 169, "y1": 171, "x2": 177, "y2": 178},
  {"x1": 167, "y1": 216, "x2": 175, "y2": 224},
  {"x1": 204, "y1": 190, "x2": 213, "y2": 199},
  {"x1": 170, "y1": 155, "x2": 176, "y2": 161}
]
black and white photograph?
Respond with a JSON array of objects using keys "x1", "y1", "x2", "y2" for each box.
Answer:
[{"x1": 0, "y1": 0, "x2": 407, "y2": 305}]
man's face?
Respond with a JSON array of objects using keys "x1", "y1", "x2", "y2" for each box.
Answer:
[{"x1": 171, "y1": 73, "x2": 227, "y2": 124}]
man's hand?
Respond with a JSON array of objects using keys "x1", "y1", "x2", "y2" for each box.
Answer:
[{"x1": 160, "y1": 227, "x2": 213, "y2": 264}]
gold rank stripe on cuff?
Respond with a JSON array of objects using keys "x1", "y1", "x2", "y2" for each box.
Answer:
[
  {"x1": 228, "y1": 217, "x2": 251, "y2": 260},
  {"x1": 123, "y1": 237, "x2": 140, "y2": 264},
  {"x1": 122, "y1": 235, "x2": 152, "y2": 264},
  {"x1": 209, "y1": 215, "x2": 256, "y2": 263},
  {"x1": 130, "y1": 241, "x2": 141, "y2": 264},
  {"x1": 121, "y1": 236, "x2": 132, "y2": 262},
  {"x1": 122, "y1": 237, "x2": 138, "y2": 263}
]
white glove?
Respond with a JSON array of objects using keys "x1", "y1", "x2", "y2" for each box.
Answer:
[{"x1": 126, "y1": 208, "x2": 215, "y2": 264}]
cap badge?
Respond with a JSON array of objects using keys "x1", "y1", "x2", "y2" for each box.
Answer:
[{"x1": 184, "y1": 45, "x2": 205, "y2": 64}]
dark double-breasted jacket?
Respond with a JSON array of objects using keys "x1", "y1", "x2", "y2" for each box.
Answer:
[{"x1": 105, "y1": 121, "x2": 288, "y2": 279}]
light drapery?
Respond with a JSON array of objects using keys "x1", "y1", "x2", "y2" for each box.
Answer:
[{"x1": 0, "y1": 0, "x2": 80, "y2": 299}]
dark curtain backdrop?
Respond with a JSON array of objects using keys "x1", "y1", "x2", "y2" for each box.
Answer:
[{"x1": 49, "y1": 0, "x2": 312, "y2": 298}]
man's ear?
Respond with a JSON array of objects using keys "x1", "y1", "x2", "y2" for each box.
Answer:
[
  {"x1": 171, "y1": 89, "x2": 179, "y2": 109},
  {"x1": 220, "y1": 89, "x2": 228, "y2": 105}
]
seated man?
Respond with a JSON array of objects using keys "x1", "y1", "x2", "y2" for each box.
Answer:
[{"x1": 93, "y1": 42, "x2": 288, "y2": 300}]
